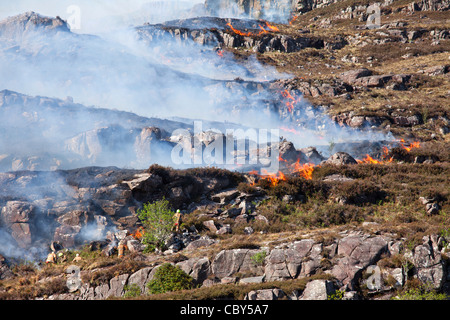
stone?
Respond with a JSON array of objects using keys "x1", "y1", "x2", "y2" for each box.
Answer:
[
  {"x1": 412, "y1": 236, "x2": 446, "y2": 289},
  {"x1": 177, "y1": 257, "x2": 211, "y2": 285},
  {"x1": 211, "y1": 248, "x2": 263, "y2": 279},
  {"x1": 108, "y1": 273, "x2": 129, "y2": 298},
  {"x1": 352, "y1": 75, "x2": 392, "y2": 88},
  {"x1": 126, "y1": 239, "x2": 145, "y2": 252},
  {"x1": 265, "y1": 239, "x2": 316, "y2": 281},
  {"x1": 324, "y1": 152, "x2": 358, "y2": 165},
  {"x1": 244, "y1": 227, "x2": 254, "y2": 235},
  {"x1": 239, "y1": 275, "x2": 265, "y2": 284},
  {"x1": 426, "y1": 203, "x2": 440, "y2": 215},
  {"x1": 216, "y1": 224, "x2": 232, "y2": 235},
  {"x1": 127, "y1": 267, "x2": 153, "y2": 293},
  {"x1": 1, "y1": 201, "x2": 34, "y2": 225},
  {"x1": 339, "y1": 68, "x2": 373, "y2": 83},
  {"x1": 423, "y1": 65, "x2": 449, "y2": 76},
  {"x1": 122, "y1": 173, "x2": 162, "y2": 192},
  {"x1": 299, "y1": 279, "x2": 337, "y2": 300},
  {"x1": 203, "y1": 220, "x2": 219, "y2": 232},
  {"x1": 10, "y1": 223, "x2": 32, "y2": 248},
  {"x1": 221, "y1": 276, "x2": 237, "y2": 284},
  {"x1": 211, "y1": 189, "x2": 240, "y2": 204},
  {"x1": 185, "y1": 238, "x2": 217, "y2": 251},
  {"x1": 331, "y1": 234, "x2": 388, "y2": 289},
  {"x1": 94, "y1": 283, "x2": 110, "y2": 299},
  {"x1": 245, "y1": 288, "x2": 285, "y2": 300}
]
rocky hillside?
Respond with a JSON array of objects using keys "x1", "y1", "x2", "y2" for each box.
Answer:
[{"x1": 0, "y1": 0, "x2": 448, "y2": 301}]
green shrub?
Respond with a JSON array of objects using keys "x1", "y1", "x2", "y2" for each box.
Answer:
[
  {"x1": 251, "y1": 251, "x2": 267, "y2": 266},
  {"x1": 146, "y1": 263, "x2": 194, "y2": 294},
  {"x1": 123, "y1": 283, "x2": 142, "y2": 298},
  {"x1": 393, "y1": 287, "x2": 447, "y2": 300},
  {"x1": 327, "y1": 289, "x2": 345, "y2": 300},
  {"x1": 138, "y1": 198, "x2": 175, "y2": 251}
]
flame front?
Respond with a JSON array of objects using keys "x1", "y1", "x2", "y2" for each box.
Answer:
[
  {"x1": 247, "y1": 138, "x2": 422, "y2": 186},
  {"x1": 131, "y1": 226, "x2": 145, "y2": 240},
  {"x1": 226, "y1": 21, "x2": 279, "y2": 37},
  {"x1": 226, "y1": 22, "x2": 253, "y2": 36},
  {"x1": 356, "y1": 154, "x2": 393, "y2": 164},
  {"x1": 399, "y1": 139, "x2": 420, "y2": 152},
  {"x1": 280, "y1": 90, "x2": 301, "y2": 113},
  {"x1": 261, "y1": 169, "x2": 287, "y2": 186},
  {"x1": 289, "y1": 15, "x2": 298, "y2": 25},
  {"x1": 292, "y1": 161, "x2": 316, "y2": 180}
]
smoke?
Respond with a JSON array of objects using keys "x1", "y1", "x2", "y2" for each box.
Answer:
[
  {"x1": 204, "y1": 0, "x2": 295, "y2": 23},
  {"x1": 0, "y1": 169, "x2": 128, "y2": 260},
  {"x1": 0, "y1": 0, "x2": 206, "y2": 34},
  {"x1": 0, "y1": 2, "x2": 394, "y2": 168},
  {"x1": 0, "y1": 1, "x2": 395, "y2": 261}
]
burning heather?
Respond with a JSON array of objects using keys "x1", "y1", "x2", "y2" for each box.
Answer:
[{"x1": 0, "y1": 0, "x2": 448, "y2": 302}]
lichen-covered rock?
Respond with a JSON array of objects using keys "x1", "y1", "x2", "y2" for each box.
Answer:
[
  {"x1": 211, "y1": 248, "x2": 264, "y2": 278},
  {"x1": 331, "y1": 233, "x2": 388, "y2": 290},
  {"x1": 299, "y1": 279, "x2": 337, "y2": 300},
  {"x1": 264, "y1": 239, "x2": 317, "y2": 281}
]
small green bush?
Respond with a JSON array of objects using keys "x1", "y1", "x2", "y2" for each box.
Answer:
[
  {"x1": 138, "y1": 198, "x2": 175, "y2": 251},
  {"x1": 251, "y1": 251, "x2": 267, "y2": 266},
  {"x1": 393, "y1": 287, "x2": 447, "y2": 300},
  {"x1": 146, "y1": 263, "x2": 194, "y2": 294}
]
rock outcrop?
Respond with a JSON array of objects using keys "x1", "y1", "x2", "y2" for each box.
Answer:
[
  {"x1": 136, "y1": 17, "x2": 326, "y2": 53},
  {"x1": 37, "y1": 231, "x2": 450, "y2": 300}
]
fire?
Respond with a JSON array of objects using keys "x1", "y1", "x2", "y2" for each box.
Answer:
[
  {"x1": 292, "y1": 161, "x2": 316, "y2": 180},
  {"x1": 280, "y1": 126, "x2": 300, "y2": 134},
  {"x1": 280, "y1": 90, "x2": 301, "y2": 113},
  {"x1": 382, "y1": 146, "x2": 390, "y2": 158},
  {"x1": 357, "y1": 155, "x2": 387, "y2": 164},
  {"x1": 131, "y1": 226, "x2": 145, "y2": 240},
  {"x1": 247, "y1": 138, "x2": 422, "y2": 187},
  {"x1": 278, "y1": 154, "x2": 288, "y2": 163},
  {"x1": 399, "y1": 139, "x2": 420, "y2": 152},
  {"x1": 226, "y1": 22, "x2": 254, "y2": 36},
  {"x1": 226, "y1": 21, "x2": 279, "y2": 37},
  {"x1": 262, "y1": 21, "x2": 279, "y2": 32},
  {"x1": 216, "y1": 50, "x2": 224, "y2": 57},
  {"x1": 261, "y1": 169, "x2": 287, "y2": 186},
  {"x1": 289, "y1": 15, "x2": 298, "y2": 25}
]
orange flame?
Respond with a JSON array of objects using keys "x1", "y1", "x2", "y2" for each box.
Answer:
[
  {"x1": 262, "y1": 21, "x2": 279, "y2": 32},
  {"x1": 280, "y1": 126, "x2": 300, "y2": 134},
  {"x1": 289, "y1": 15, "x2": 298, "y2": 25},
  {"x1": 226, "y1": 21, "x2": 279, "y2": 37},
  {"x1": 226, "y1": 22, "x2": 254, "y2": 36},
  {"x1": 261, "y1": 169, "x2": 287, "y2": 186},
  {"x1": 278, "y1": 155, "x2": 288, "y2": 163},
  {"x1": 280, "y1": 90, "x2": 301, "y2": 113},
  {"x1": 356, "y1": 154, "x2": 393, "y2": 164},
  {"x1": 247, "y1": 139, "x2": 422, "y2": 187},
  {"x1": 131, "y1": 227, "x2": 145, "y2": 240},
  {"x1": 292, "y1": 161, "x2": 316, "y2": 180},
  {"x1": 399, "y1": 139, "x2": 420, "y2": 152}
]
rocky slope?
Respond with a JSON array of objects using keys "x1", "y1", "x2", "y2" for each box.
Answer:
[
  {"x1": 0, "y1": 0, "x2": 448, "y2": 301},
  {"x1": 41, "y1": 230, "x2": 449, "y2": 300}
]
